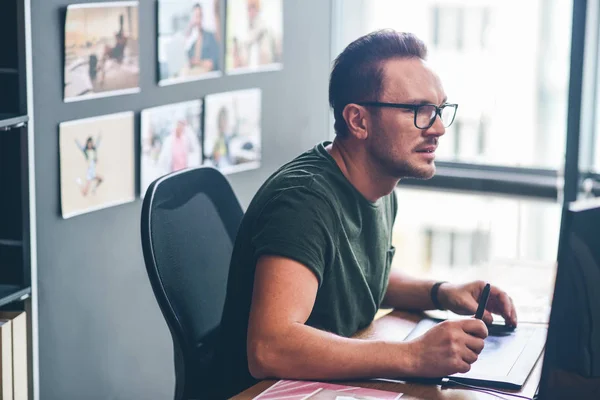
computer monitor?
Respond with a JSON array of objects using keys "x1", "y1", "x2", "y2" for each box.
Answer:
[{"x1": 537, "y1": 197, "x2": 600, "y2": 399}]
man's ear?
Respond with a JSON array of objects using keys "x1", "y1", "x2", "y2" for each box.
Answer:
[{"x1": 343, "y1": 104, "x2": 369, "y2": 140}]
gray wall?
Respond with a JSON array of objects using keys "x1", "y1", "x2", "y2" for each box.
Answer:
[{"x1": 31, "y1": 0, "x2": 332, "y2": 398}]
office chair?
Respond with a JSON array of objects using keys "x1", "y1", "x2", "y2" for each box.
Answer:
[{"x1": 140, "y1": 167, "x2": 244, "y2": 400}]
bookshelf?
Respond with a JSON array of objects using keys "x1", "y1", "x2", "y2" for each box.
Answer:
[
  {"x1": 0, "y1": 0, "x2": 31, "y2": 306},
  {"x1": 0, "y1": 0, "x2": 35, "y2": 398}
]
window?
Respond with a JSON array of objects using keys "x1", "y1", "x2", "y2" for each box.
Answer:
[
  {"x1": 331, "y1": 0, "x2": 599, "y2": 320},
  {"x1": 334, "y1": 0, "x2": 573, "y2": 169},
  {"x1": 391, "y1": 187, "x2": 559, "y2": 322},
  {"x1": 432, "y1": 6, "x2": 490, "y2": 51},
  {"x1": 391, "y1": 188, "x2": 561, "y2": 279},
  {"x1": 431, "y1": 6, "x2": 463, "y2": 50}
]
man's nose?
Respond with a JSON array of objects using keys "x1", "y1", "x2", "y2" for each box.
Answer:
[{"x1": 425, "y1": 113, "x2": 446, "y2": 136}]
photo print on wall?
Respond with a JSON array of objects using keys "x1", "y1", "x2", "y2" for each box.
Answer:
[
  {"x1": 158, "y1": 0, "x2": 223, "y2": 85},
  {"x1": 140, "y1": 100, "x2": 203, "y2": 197},
  {"x1": 225, "y1": 0, "x2": 283, "y2": 74},
  {"x1": 59, "y1": 112, "x2": 136, "y2": 219},
  {"x1": 203, "y1": 88, "x2": 262, "y2": 174},
  {"x1": 64, "y1": 2, "x2": 140, "y2": 102}
]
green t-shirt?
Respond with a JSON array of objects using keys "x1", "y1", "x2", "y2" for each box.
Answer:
[{"x1": 212, "y1": 142, "x2": 397, "y2": 398}]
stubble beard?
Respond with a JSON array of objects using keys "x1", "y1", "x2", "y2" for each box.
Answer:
[
  {"x1": 376, "y1": 153, "x2": 436, "y2": 180},
  {"x1": 368, "y1": 125, "x2": 437, "y2": 180}
]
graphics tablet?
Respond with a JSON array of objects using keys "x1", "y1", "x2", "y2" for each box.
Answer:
[{"x1": 401, "y1": 318, "x2": 547, "y2": 390}]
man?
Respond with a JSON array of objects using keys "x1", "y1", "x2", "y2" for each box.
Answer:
[
  {"x1": 232, "y1": 0, "x2": 280, "y2": 68},
  {"x1": 186, "y1": 3, "x2": 220, "y2": 72},
  {"x1": 212, "y1": 30, "x2": 518, "y2": 398}
]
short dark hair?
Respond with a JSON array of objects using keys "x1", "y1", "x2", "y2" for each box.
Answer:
[
  {"x1": 328, "y1": 30, "x2": 428, "y2": 138},
  {"x1": 193, "y1": 3, "x2": 202, "y2": 10}
]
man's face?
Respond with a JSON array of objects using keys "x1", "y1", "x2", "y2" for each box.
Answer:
[
  {"x1": 364, "y1": 57, "x2": 447, "y2": 180},
  {"x1": 193, "y1": 7, "x2": 202, "y2": 28}
]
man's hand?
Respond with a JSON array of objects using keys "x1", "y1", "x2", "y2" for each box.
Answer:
[
  {"x1": 408, "y1": 319, "x2": 488, "y2": 377},
  {"x1": 438, "y1": 281, "x2": 518, "y2": 327}
]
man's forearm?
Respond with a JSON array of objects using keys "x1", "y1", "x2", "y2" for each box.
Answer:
[
  {"x1": 381, "y1": 269, "x2": 439, "y2": 311},
  {"x1": 248, "y1": 322, "x2": 416, "y2": 381}
]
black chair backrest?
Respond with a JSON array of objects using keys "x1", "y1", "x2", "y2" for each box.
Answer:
[{"x1": 140, "y1": 167, "x2": 243, "y2": 400}]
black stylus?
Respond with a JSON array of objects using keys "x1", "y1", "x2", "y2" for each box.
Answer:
[{"x1": 475, "y1": 283, "x2": 491, "y2": 320}]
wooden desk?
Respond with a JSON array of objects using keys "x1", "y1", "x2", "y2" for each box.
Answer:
[{"x1": 231, "y1": 310, "x2": 543, "y2": 399}]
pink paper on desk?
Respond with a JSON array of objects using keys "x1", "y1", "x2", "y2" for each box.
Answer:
[{"x1": 253, "y1": 379, "x2": 403, "y2": 400}]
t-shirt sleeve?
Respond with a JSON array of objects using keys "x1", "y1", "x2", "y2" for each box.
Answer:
[{"x1": 251, "y1": 185, "x2": 337, "y2": 286}]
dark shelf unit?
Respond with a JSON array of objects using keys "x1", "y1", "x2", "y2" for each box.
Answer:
[
  {"x1": 0, "y1": 0, "x2": 34, "y2": 396},
  {"x1": 0, "y1": 0, "x2": 30, "y2": 303}
]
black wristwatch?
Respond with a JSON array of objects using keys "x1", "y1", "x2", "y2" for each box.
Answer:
[{"x1": 430, "y1": 281, "x2": 447, "y2": 310}]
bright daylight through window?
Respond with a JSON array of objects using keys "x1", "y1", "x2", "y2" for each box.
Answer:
[{"x1": 362, "y1": 0, "x2": 572, "y2": 168}]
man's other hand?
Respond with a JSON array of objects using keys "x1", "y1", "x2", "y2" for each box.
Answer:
[{"x1": 438, "y1": 281, "x2": 518, "y2": 327}]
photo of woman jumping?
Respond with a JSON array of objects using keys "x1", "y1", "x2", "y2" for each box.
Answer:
[
  {"x1": 59, "y1": 112, "x2": 135, "y2": 219},
  {"x1": 75, "y1": 135, "x2": 104, "y2": 196}
]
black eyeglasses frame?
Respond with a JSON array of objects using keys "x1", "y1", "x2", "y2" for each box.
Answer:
[{"x1": 355, "y1": 101, "x2": 459, "y2": 129}]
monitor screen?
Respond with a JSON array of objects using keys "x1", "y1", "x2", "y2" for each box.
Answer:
[{"x1": 538, "y1": 198, "x2": 600, "y2": 399}]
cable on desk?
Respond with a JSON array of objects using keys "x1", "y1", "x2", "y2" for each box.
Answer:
[{"x1": 441, "y1": 378, "x2": 533, "y2": 400}]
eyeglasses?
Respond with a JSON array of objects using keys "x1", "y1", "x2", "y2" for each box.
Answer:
[{"x1": 355, "y1": 101, "x2": 459, "y2": 130}]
